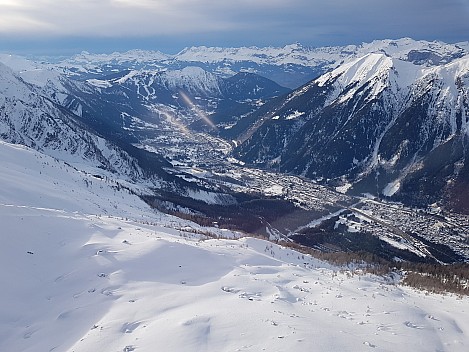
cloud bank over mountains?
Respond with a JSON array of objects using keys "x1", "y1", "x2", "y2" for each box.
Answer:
[{"x1": 1, "y1": 0, "x2": 468, "y2": 54}]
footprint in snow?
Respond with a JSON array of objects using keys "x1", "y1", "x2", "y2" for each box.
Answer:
[
  {"x1": 221, "y1": 286, "x2": 240, "y2": 293},
  {"x1": 57, "y1": 310, "x2": 73, "y2": 320},
  {"x1": 239, "y1": 291, "x2": 262, "y2": 301},
  {"x1": 404, "y1": 321, "x2": 423, "y2": 329},
  {"x1": 336, "y1": 310, "x2": 354, "y2": 320},
  {"x1": 23, "y1": 329, "x2": 37, "y2": 339},
  {"x1": 121, "y1": 321, "x2": 141, "y2": 334},
  {"x1": 292, "y1": 284, "x2": 309, "y2": 292},
  {"x1": 363, "y1": 341, "x2": 376, "y2": 348}
]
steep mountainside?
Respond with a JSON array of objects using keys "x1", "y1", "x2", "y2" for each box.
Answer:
[
  {"x1": 0, "y1": 62, "x2": 142, "y2": 179},
  {"x1": 376, "y1": 57, "x2": 469, "y2": 210},
  {"x1": 232, "y1": 54, "x2": 469, "y2": 212},
  {"x1": 83, "y1": 66, "x2": 289, "y2": 132}
]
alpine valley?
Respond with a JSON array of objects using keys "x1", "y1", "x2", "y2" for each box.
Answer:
[{"x1": 1, "y1": 38, "x2": 469, "y2": 352}]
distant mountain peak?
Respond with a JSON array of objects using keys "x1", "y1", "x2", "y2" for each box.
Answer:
[{"x1": 317, "y1": 53, "x2": 393, "y2": 87}]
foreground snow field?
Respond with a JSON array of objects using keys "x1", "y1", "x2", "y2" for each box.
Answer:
[{"x1": 1, "y1": 141, "x2": 468, "y2": 352}]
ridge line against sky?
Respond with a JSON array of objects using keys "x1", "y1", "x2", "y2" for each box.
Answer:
[{"x1": 0, "y1": 0, "x2": 468, "y2": 55}]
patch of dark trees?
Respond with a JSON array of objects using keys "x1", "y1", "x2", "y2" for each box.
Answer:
[
  {"x1": 141, "y1": 190, "x2": 468, "y2": 295},
  {"x1": 290, "y1": 216, "x2": 464, "y2": 265},
  {"x1": 141, "y1": 190, "x2": 323, "y2": 236},
  {"x1": 282, "y1": 241, "x2": 469, "y2": 296}
]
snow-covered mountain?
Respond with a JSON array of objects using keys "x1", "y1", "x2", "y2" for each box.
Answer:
[
  {"x1": 1, "y1": 39, "x2": 469, "y2": 351},
  {"x1": 1, "y1": 38, "x2": 468, "y2": 212},
  {"x1": 82, "y1": 65, "x2": 289, "y2": 134},
  {"x1": 58, "y1": 38, "x2": 469, "y2": 88},
  {"x1": 0, "y1": 62, "x2": 142, "y2": 179},
  {"x1": 1, "y1": 140, "x2": 468, "y2": 352},
  {"x1": 88, "y1": 66, "x2": 223, "y2": 99},
  {"x1": 175, "y1": 39, "x2": 468, "y2": 67},
  {"x1": 231, "y1": 52, "x2": 469, "y2": 211},
  {"x1": 0, "y1": 52, "x2": 289, "y2": 205},
  {"x1": 0, "y1": 56, "x2": 233, "y2": 183},
  {"x1": 6, "y1": 37, "x2": 466, "y2": 139}
]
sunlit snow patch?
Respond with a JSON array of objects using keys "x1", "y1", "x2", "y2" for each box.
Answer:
[
  {"x1": 87, "y1": 79, "x2": 113, "y2": 88},
  {"x1": 285, "y1": 110, "x2": 304, "y2": 120},
  {"x1": 335, "y1": 183, "x2": 352, "y2": 194},
  {"x1": 383, "y1": 180, "x2": 401, "y2": 197},
  {"x1": 263, "y1": 185, "x2": 284, "y2": 196}
]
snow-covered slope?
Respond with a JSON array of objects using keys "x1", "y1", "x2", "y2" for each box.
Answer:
[
  {"x1": 162, "y1": 66, "x2": 223, "y2": 96},
  {"x1": 87, "y1": 66, "x2": 223, "y2": 99},
  {"x1": 0, "y1": 62, "x2": 143, "y2": 179},
  {"x1": 410, "y1": 54, "x2": 469, "y2": 136},
  {"x1": 0, "y1": 54, "x2": 70, "y2": 99},
  {"x1": 315, "y1": 53, "x2": 420, "y2": 103},
  {"x1": 1, "y1": 142, "x2": 469, "y2": 352},
  {"x1": 232, "y1": 50, "x2": 469, "y2": 210},
  {"x1": 0, "y1": 141, "x2": 150, "y2": 217}
]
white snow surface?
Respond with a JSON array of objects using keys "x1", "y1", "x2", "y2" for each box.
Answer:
[
  {"x1": 383, "y1": 180, "x2": 402, "y2": 197},
  {"x1": 315, "y1": 53, "x2": 422, "y2": 106},
  {"x1": 86, "y1": 66, "x2": 222, "y2": 98},
  {"x1": 316, "y1": 53, "x2": 394, "y2": 88},
  {"x1": 418, "y1": 54, "x2": 469, "y2": 135},
  {"x1": 161, "y1": 66, "x2": 222, "y2": 96},
  {"x1": 0, "y1": 54, "x2": 43, "y2": 72},
  {"x1": 1, "y1": 141, "x2": 468, "y2": 352}
]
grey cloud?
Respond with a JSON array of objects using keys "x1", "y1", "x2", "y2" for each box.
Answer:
[{"x1": 0, "y1": 0, "x2": 468, "y2": 53}]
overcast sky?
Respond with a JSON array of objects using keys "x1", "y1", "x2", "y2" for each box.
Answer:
[{"x1": 1, "y1": 0, "x2": 468, "y2": 55}]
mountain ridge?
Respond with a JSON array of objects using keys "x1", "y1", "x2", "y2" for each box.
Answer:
[
  {"x1": 0, "y1": 62, "x2": 144, "y2": 179},
  {"x1": 231, "y1": 52, "x2": 469, "y2": 212},
  {"x1": 51, "y1": 38, "x2": 468, "y2": 88}
]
